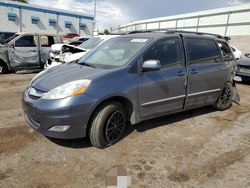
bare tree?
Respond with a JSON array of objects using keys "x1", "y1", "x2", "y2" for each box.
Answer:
[{"x1": 103, "y1": 29, "x2": 110, "y2": 35}]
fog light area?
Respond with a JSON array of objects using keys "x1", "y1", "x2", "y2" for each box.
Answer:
[{"x1": 49, "y1": 125, "x2": 70, "y2": 132}]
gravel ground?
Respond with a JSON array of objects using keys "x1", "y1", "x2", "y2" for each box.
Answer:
[{"x1": 0, "y1": 74, "x2": 249, "y2": 188}]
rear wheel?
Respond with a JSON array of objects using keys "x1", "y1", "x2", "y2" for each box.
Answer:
[
  {"x1": 214, "y1": 82, "x2": 233, "y2": 111},
  {"x1": 89, "y1": 102, "x2": 127, "y2": 148}
]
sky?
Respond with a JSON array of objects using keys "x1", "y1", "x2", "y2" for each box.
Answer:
[{"x1": 28, "y1": 0, "x2": 250, "y2": 31}]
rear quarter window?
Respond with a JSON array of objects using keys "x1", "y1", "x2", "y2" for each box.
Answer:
[{"x1": 186, "y1": 38, "x2": 221, "y2": 64}]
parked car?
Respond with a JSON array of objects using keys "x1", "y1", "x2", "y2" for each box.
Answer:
[
  {"x1": 22, "y1": 31, "x2": 236, "y2": 148},
  {"x1": 68, "y1": 41, "x2": 84, "y2": 46},
  {"x1": 44, "y1": 35, "x2": 118, "y2": 69},
  {"x1": 245, "y1": 53, "x2": 250, "y2": 58},
  {"x1": 234, "y1": 58, "x2": 250, "y2": 82},
  {"x1": 0, "y1": 32, "x2": 16, "y2": 44},
  {"x1": 73, "y1": 36, "x2": 90, "y2": 43},
  {"x1": 231, "y1": 45, "x2": 242, "y2": 60},
  {"x1": 0, "y1": 32, "x2": 63, "y2": 74},
  {"x1": 63, "y1": 33, "x2": 79, "y2": 39}
]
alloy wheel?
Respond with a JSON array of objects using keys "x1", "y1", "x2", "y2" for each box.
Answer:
[
  {"x1": 220, "y1": 84, "x2": 232, "y2": 106},
  {"x1": 105, "y1": 110, "x2": 126, "y2": 143}
]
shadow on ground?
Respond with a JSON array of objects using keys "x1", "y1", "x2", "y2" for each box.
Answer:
[{"x1": 47, "y1": 106, "x2": 216, "y2": 149}]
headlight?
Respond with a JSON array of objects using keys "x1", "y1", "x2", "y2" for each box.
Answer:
[
  {"x1": 42, "y1": 79, "x2": 91, "y2": 100},
  {"x1": 50, "y1": 52, "x2": 55, "y2": 58}
]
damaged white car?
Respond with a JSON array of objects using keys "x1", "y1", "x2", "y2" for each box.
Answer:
[{"x1": 44, "y1": 35, "x2": 119, "y2": 69}]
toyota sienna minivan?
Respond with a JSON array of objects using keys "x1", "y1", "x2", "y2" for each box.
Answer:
[{"x1": 22, "y1": 31, "x2": 236, "y2": 148}]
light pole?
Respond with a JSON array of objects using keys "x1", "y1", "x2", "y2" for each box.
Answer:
[{"x1": 93, "y1": 0, "x2": 97, "y2": 35}]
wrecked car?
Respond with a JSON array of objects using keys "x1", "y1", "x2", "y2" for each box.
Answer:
[
  {"x1": 44, "y1": 35, "x2": 119, "y2": 69},
  {"x1": 234, "y1": 58, "x2": 250, "y2": 82},
  {"x1": 0, "y1": 32, "x2": 63, "y2": 74},
  {"x1": 23, "y1": 31, "x2": 237, "y2": 149},
  {"x1": 231, "y1": 45, "x2": 242, "y2": 60}
]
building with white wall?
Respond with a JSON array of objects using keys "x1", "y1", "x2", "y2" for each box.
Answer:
[
  {"x1": 112, "y1": 3, "x2": 250, "y2": 53},
  {"x1": 0, "y1": 0, "x2": 94, "y2": 37}
]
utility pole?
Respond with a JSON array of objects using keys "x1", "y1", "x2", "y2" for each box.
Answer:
[
  {"x1": 94, "y1": 0, "x2": 97, "y2": 20},
  {"x1": 93, "y1": 0, "x2": 97, "y2": 35}
]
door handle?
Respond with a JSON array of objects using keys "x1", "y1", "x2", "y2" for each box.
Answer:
[
  {"x1": 190, "y1": 69, "x2": 198, "y2": 74},
  {"x1": 176, "y1": 71, "x2": 186, "y2": 76},
  {"x1": 29, "y1": 50, "x2": 37, "y2": 52}
]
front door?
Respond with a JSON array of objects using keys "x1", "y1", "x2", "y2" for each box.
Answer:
[
  {"x1": 138, "y1": 37, "x2": 187, "y2": 119},
  {"x1": 8, "y1": 35, "x2": 39, "y2": 69}
]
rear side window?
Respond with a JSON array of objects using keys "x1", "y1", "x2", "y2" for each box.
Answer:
[
  {"x1": 143, "y1": 38, "x2": 182, "y2": 68},
  {"x1": 186, "y1": 38, "x2": 221, "y2": 64},
  {"x1": 40, "y1": 36, "x2": 55, "y2": 47},
  {"x1": 15, "y1": 35, "x2": 37, "y2": 47},
  {"x1": 217, "y1": 41, "x2": 234, "y2": 62}
]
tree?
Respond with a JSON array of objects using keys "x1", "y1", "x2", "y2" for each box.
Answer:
[
  {"x1": 103, "y1": 29, "x2": 110, "y2": 35},
  {"x1": 9, "y1": 0, "x2": 29, "y2": 3}
]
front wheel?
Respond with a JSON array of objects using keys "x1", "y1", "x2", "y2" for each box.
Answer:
[
  {"x1": 89, "y1": 102, "x2": 127, "y2": 149},
  {"x1": 213, "y1": 82, "x2": 233, "y2": 111},
  {"x1": 0, "y1": 64, "x2": 7, "y2": 74}
]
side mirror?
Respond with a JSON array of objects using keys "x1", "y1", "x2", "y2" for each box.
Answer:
[{"x1": 142, "y1": 60, "x2": 161, "y2": 72}]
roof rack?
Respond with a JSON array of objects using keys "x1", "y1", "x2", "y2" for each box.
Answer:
[
  {"x1": 165, "y1": 30, "x2": 231, "y2": 41},
  {"x1": 128, "y1": 30, "x2": 153, "y2": 34},
  {"x1": 124, "y1": 29, "x2": 230, "y2": 41}
]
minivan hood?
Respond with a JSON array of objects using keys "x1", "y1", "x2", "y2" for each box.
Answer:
[{"x1": 31, "y1": 63, "x2": 108, "y2": 92}]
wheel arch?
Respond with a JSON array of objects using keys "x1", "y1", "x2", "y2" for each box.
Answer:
[{"x1": 86, "y1": 95, "x2": 136, "y2": 135}]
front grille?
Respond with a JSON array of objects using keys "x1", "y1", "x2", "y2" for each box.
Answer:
[{"x1": 25, "y1": 113, "x2": 40, "y2": 129}]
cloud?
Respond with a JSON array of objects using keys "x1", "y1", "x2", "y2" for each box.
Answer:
[
  {"x1": 29, "y1": 0, "x2": 132, "y2": 31},
  {"x1": 29, "y1": 0, "x2": 250, "y2": 31}
]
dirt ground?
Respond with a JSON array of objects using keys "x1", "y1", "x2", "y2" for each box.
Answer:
[{"x1": 0, "y1": 73, "x2": 250, "y2": 188}]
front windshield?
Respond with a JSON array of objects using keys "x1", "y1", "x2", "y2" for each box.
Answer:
[
  {"x1": 78, "y1": 37, "x2": 150, "y2": 68},
  {"x1": 79, "y1": 37, "x2": 103, "y2": 50},
  {"x1": 2, "y1": 34, "x2": 19, "y2": 45}
]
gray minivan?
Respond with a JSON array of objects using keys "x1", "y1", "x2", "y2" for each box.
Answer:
[
  {"x1": 22, "y1": 31, "x2": 236, "y2": 148},
  {"x1": 0, "y1": 32, "x2": 62, "y2": 74}
]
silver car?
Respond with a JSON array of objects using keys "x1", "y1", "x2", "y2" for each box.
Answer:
[
  {"x1": 22, "y1": 31, "x2": 236, "y2": 148},
  {"x1": 0, "y1": 32, "x2": 62, "y2": 74}
]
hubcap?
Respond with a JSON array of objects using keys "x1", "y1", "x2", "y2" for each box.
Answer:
[
  {"x1": 0, "y1": 66, "x2": 3, "y2": 73},
  {"x1": 221, "y1": 85, "x2": 232, "y2": 105},
  {"x1": 105, "y1": 111, "x2": 126, "y2": 143}
]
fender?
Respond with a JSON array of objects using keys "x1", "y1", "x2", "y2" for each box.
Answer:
[{"x1": 88, "y1": 93, "x2": 140, "y2": 125}]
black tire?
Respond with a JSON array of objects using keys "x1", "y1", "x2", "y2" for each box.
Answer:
[
  {"x1": 213, "y1": 82, "x2": 233, "y2": 111},
  {"x1": 89, "y1": 102, "x2": 127, "y2": 149},
  {"x1": 0, "y1": 63, "x2": 7, "y2": 74}
]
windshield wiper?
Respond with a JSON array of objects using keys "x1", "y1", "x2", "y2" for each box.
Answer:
[{"x1": 79, "y1": 62, "x2": 96, "y2": 68}]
